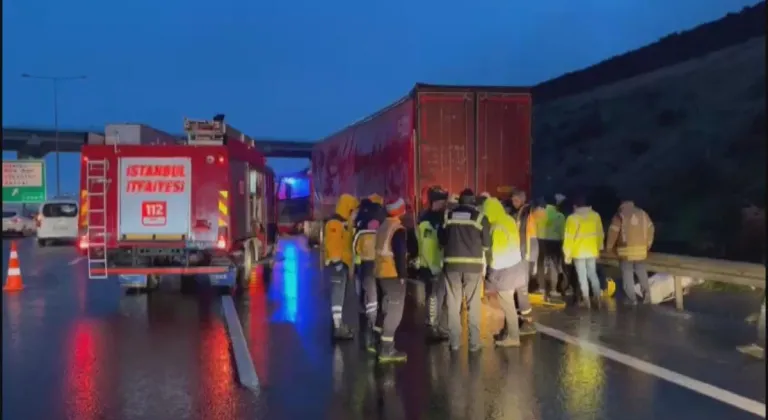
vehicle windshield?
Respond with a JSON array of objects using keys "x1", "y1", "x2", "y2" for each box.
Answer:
[
  {"x1": 2, "y1": 211, "x2": 18, "y2": 218},
  {"x1": 42, "y1": 203, "x2": 79, "y2": 218}
]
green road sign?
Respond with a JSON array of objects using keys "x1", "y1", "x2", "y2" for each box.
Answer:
[{"x1": 2, "y1": 160, "x2": 47, "y2": 204}]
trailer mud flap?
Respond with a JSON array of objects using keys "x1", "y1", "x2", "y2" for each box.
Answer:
[
  {"x1": 119, "y1": 274, "x2": 148, "y2": 288},
  {"x1": 208, "y1": 269, "x2": 236, "y2": 287}
]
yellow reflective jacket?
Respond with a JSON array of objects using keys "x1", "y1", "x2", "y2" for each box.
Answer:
[
  {"x1": 323, "y1": 194, "x2": 359, "y2": 267},
  {"x1": 416, "y1": 219, "x2": 443, "y2": 274},
  {"x1": 483, "y1": 198, "x2": 522, "y2": 270},
  {"x1": 563, "y1": 207, "x2": 604, "y2": 261}
]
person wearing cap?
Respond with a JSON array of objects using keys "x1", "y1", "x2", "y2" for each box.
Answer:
[
  {"x1": 372, "y1": 197, "x2": 409, "y2": 362},
  {"x1": 533, "y1": 195, "x2": 567, "y2": 303},
  {"x1": 563, "y1": 195, "x2": 604, "y2": 309},
  {"x1": 416, "y1": 186, "x2": 450, "y2": 342},
  {"x1": 482, "y1": 196, "x2": 526, "y2": 347},
  {"x1": 508, "y1": 189, "x2": 539, "y2": 335},
  {"x1": 606, "y1": 198, "x2": 654, "y2": 305},
  {"x1": 440, "y1": 188, "x2": 491, "y2": 352},
  {"x1": 324, "y1": 193, "x2": 360, "y2": 340},
  {"x1": 353, "y1": 194, "x2": 388, "y2": 351}
]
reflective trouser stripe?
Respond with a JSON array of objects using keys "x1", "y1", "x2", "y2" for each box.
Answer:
[
  {"x1": 365, "y1": 302, "x2": 378, "y2": 314},
  {"x1": 381, "y1": 336, "x2": 394, "y2": 342},
  {"x1": 373, "y1": 326, "x2": 382, "y2": 333},
  {"x1": 444, "y1": 257, "x2": 484, "y2": 264},
  {"x1": 427, "y1": 295, "x2": 437, "y2": 326},
  {"x1": 331, "y1": 305, "x2": 342, "y2": 322}
]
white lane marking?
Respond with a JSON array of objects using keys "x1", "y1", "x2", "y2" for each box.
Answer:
[
  {"x1": 68, "y1": 257, "x2": 85, "y2": 266},
  {"x1": 535, "y1": 322, "x2": 767, "y2": 418},
  {"x1": 221, "y1": 295, "x2": 260, "y2": 391}
]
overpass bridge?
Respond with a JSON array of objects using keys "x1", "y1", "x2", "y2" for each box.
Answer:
[{"x1": 2, "y1": 127, "x2": 314, "y2": 159}]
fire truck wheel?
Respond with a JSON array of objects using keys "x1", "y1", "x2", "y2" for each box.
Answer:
[{"x1": 236, "y1": 241, "x2": 255, "y2": 290}]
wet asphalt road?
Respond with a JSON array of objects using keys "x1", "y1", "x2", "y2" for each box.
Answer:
[{"x1": 2, "y1": 236, "x2": 765, "y2": 420}]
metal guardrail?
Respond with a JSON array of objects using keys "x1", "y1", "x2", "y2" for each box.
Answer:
[{"x1": 599, "y1": 251, "x2": 766, "y2": 354}]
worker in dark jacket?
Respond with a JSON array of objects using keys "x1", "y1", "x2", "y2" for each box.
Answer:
[
  {"x1": 508, "y1": 189, "x2": 539, "y2": 335},
  {"x1": 354, "y1": 194, "x2": 387, "y2": 351},
  {"x1": 416, "y1": 186, "x2": 449, "y2": 342},
  {"x1": 440, "y1": 188, "x2": 491, "y2": 352},
  {"x1": 372, "y1": 198, "x2": 409, "y2": 362}
]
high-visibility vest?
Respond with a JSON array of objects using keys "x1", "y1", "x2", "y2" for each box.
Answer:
[
  {"x1": 353, "y1": 229, "x2": 377, "y2": 263},
  {"x1": 416, "y1": 221, "x2": 443, "y2": 274},
  {"x1": 490, "y1": 221, "x2": 522, "y2": 270},
  {"x1": 374, "y1": 218, "x2": 404, "y2": 278},
  {"x1": 535, "y1": 205, "x2": 565, "y2": 241}
]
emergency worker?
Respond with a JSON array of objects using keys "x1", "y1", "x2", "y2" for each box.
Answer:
[
  {"x1": 563, "y1": 195, "x2": 604, "y2": 309},
  {"x1": 353, "y1": 194, "x2": 387, "y2": 351},
  {"x1": 416, "y1": 186, "x2": 449, "y2": 341},
  {"x1": 373, "y1": 198, "x2": 410, "y2": 362},
  {"x1": 606, "y1": 199, "x2": 654, "y2": 305},
  {"x1": 508, "y1": 189, "x2": 539, "y2": 335},
  {"x1": 440, "y1": 188, "x2": 491, "y2": 352},
  {"x1": 324, "y1": 193, "x2": 360, "y2": 340},
  {"x1": 534, "y1": 195, "x2": 567, "y2": 303},
  {"x1": 483, "y1": 197, "x2": 525, "y2": 347}
]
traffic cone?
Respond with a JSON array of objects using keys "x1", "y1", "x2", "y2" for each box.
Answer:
[{"x1": 4, "y1": 241, "x2": 24, "y2": 292}]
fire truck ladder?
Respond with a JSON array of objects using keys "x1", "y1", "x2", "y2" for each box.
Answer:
[{"x1": 86, "y1": 159, "x2": 109, "y2": 279}]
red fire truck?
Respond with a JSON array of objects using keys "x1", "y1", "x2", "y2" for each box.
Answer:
[{"x1": 77, "y1": 116, "x2": 277, "y2": 293}]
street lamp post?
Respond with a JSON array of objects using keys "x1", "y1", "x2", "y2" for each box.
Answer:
[{"x1": 21, "y1": 73, "x2": 87, "y2": 197}]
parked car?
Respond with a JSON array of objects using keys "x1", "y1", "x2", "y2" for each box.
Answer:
[
  {"x1": 2, "y1": 209, "x2": 37, "y2": 236},
  {"x1": 37, "y1": 198, "x2": 80, "y2": 246}
]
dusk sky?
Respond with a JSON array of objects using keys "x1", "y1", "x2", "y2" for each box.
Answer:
[{"x1": 2, "y1": 0, "x2": 758, "y2": 174}]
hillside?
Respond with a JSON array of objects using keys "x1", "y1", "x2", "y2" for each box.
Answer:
[{"x1": 531, "y1": 34, "x2": 765, "y2": 263}]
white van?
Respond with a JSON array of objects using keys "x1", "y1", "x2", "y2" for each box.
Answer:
[{"x1": 37, "y1": 197, "x2": 80, "y2": 246}]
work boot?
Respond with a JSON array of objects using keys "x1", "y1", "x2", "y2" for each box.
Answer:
[
  {"x1": 378, "y1": 342, "x2": 407, "y2": 363},
  {"x1": 495, "y1": 334, "x2": 521, "y2": 347},
  {"x1": 590, "y1": 296, "x2": 602, "y2": 310},
  {"x1": 426, "y1": 326, "x2": 449, "y2": 343},
  {"x1": 579, "y1": 298, "x2": 591, "y2": 310},
  {"x1": 333, "y1": 325, "x2": 355, "y2": 341},
  {"x1": 519, "y1": 317, "x2": 537, "y2": 336},
  {"x1": 363, "y1": 328, "x2": 378, "y2": 354},
  {"x1": 545, "y1": 293, "x2": 564, "y2": 305}
]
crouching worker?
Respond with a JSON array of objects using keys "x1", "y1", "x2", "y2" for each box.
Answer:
[
  {"x1": 353, "y1": 194, "x2": 386, "y2": 352},
  {"x1": 483, "y1": 197, "x2": 524, "y2": 347},
  {"x1": 325, "y1": 193, "x2": 360, "y2": 340},
  {"x1": 373, "y1": 198, "x2": 409, "y2": 362}
]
